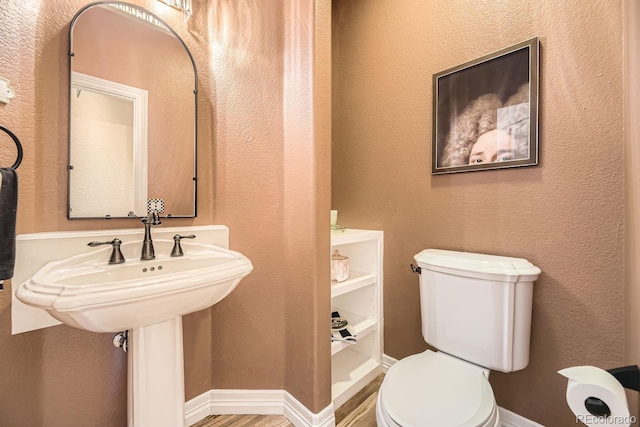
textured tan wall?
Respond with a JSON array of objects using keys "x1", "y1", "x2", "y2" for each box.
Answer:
[
  {"x1": 1, "y1": 0, "x2": 332, "y2": 424},
  {"x1": 332, "y1": 0, "x2": 624, "y2": 425},
  {"x1": 205, "y1": 0, "x2": 331, "y2": 412},
  {"x1": 282, "y1": 0, "x2": 332, "y2": 411},
  {"x1": 1, "y1": 0, "x2": 331, "y2": 424},
  {"x1": 624, "y1": 0, "x2": 640, "y2": 418},
  {"x1": 0, "y1": 1, "x2": 215, "y2": 425}
]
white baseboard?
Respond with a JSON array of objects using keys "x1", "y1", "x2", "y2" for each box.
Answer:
[
  {"x1": 382, "y1": 353, "x2": 397, "y2": 373},
  {"x1": 185, "y1": 390, "x2": 215, "y2": 425},
  {"x1": 284, "y1": 393, "x2": 336, "y2": 427},
  {"x1": 184, "y1": 389, "x2": 335, "y2": 427},
  {"x1": 382, "y1": 354, "x2": 545, "y2": 427},
  {"x1": 498, "y1": 407, "x2": 545, "y2": 427}
]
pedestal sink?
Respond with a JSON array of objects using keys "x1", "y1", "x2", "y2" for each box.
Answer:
[{"x1": 16, "y1": 236, "x2": 253, "y2": 427}]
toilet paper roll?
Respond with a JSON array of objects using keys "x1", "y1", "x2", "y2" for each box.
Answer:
[{"x1": 558, "y1": 366, "x2": 631, "y2": 427}]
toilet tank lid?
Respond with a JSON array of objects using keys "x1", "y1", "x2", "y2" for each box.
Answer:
[{"x1": 414, "y1": 249, "x2": 541, "y2": 282}]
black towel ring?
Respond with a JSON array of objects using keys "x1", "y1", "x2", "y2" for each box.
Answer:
[{"x1": 0, "y1": 125, "x2": 23, "y2": 169}]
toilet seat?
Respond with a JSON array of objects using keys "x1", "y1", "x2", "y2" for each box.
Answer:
[{"x1": 378, "y1": 350, "x2": 499, "y2": 427}]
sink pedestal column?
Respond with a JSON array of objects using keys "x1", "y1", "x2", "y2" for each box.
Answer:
[{"x1": 128, "y1": 317, "x2": 185, "y2": 427}]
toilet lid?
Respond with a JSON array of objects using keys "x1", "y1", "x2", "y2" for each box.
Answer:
[{"x1": 381, "y1": 350, "x2": 496, "y2": 427}]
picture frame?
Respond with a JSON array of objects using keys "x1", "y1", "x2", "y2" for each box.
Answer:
[{"x1": 432, "y1": 37, "x2": 539, "y2": 175}]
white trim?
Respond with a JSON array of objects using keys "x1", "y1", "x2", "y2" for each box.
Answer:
[
  {"x1": 209, "y1": 389, "x2": 285, "y2": 415},
  {"x1": 70, "y1": 71, "x2": 148, "y2": 217},
  {"x1": 382, "y1": 354, "x2": 545, "y2": 427},
  {"x1": 184, "y1": 389, "x2": 335, "y2": 427},
  {"x1": 382, "y1": 353, "x2": 398, "y2": 373},
  {"x1": 498, "y1": 407, "x2": 545, "y2": 427},
  {"x1": 284, "y1": 393, "x2": 335, "y2": 427},
  {"x1": 184, "y1": 390, "x2": 213, "y2": 426}
]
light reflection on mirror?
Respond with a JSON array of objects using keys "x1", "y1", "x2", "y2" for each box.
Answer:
[{"x1": 68, "y1": 2, "x2": 197, "y2": 219}]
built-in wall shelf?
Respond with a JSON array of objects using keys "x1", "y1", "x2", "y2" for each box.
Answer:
[
  {"x1": 331, "y1": 348, "x2": 381, "y2": 410},
  {"x1": 331, "y1": 270, "x2": 376, "y2": 297},
  {"x1": 330, "y1": 308, "x2": 377, "y2": 356},
  {"x1": 330, "y1": 228, "x2": 383, "y2": 411}
]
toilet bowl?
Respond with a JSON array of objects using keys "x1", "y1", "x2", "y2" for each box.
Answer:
[
  {"x1": 375, "y1": 249, "x2": 541, "y2": 427},
  {"x1": 376, "y1": 350, "x2": 499, "y2": 427}
]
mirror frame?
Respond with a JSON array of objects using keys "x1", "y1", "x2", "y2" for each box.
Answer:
[{"x1": 67, "y1": 1, "x2": 198, "y2": 219}]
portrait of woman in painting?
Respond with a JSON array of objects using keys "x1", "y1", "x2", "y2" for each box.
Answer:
[{"x1": 432, "y1": 38, "x2": 538, "y2": 174}]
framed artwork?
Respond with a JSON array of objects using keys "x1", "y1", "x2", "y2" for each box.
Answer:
[{"x1": 432, "y1": 37, "x2": 539, "y2": 174}]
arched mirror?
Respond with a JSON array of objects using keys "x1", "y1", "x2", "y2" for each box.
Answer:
[{"x1": 68, "y1": 2, "x2": 197, "y2": 219}]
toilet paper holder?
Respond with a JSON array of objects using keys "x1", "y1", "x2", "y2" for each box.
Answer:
[
  {"x1": 607, "y1": 365, "x2": 639, "y2": 392},
  {"x1": 575, "y1": 365, "x2": 639, "y2": 418}
]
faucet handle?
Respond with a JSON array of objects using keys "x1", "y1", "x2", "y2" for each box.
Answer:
[
  {"x1": 171, "y1": 234, "x2": 196, "y2": 257},
  {"x1": 88, "y1": 238, "x2": 126, "y2": 265},
  {"x1": 142, "y1": 211, "x2": 161, "y2": 225}
]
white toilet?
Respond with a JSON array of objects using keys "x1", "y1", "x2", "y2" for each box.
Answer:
[{"x1": 376, "y1": 249, "x2": 541, "y2": 427}]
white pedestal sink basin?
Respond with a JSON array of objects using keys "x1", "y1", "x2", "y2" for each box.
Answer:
[
  {"x1": 17, "y1": 239, "x2": 252, "y2": 332},
  {"x1": 15, "y1": 227, "x2": 252, "y2": 427}
]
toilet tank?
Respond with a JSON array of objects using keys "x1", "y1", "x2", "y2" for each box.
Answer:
[{"x1": 414, "y1": 249, "x2": 541, "y2": 373}]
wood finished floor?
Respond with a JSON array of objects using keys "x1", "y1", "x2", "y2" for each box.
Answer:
[{"x1": 192, "y1": 374, "x2": 383, "y2": 427}]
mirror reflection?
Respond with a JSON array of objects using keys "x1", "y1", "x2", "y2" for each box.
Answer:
[{"x1": 69, "y1": 2, "x2": 197, "y2": 219}]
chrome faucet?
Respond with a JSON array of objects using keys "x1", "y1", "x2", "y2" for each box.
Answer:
[{"x1": 140, "y1": 211, "x2": 161, "y2": 260}]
